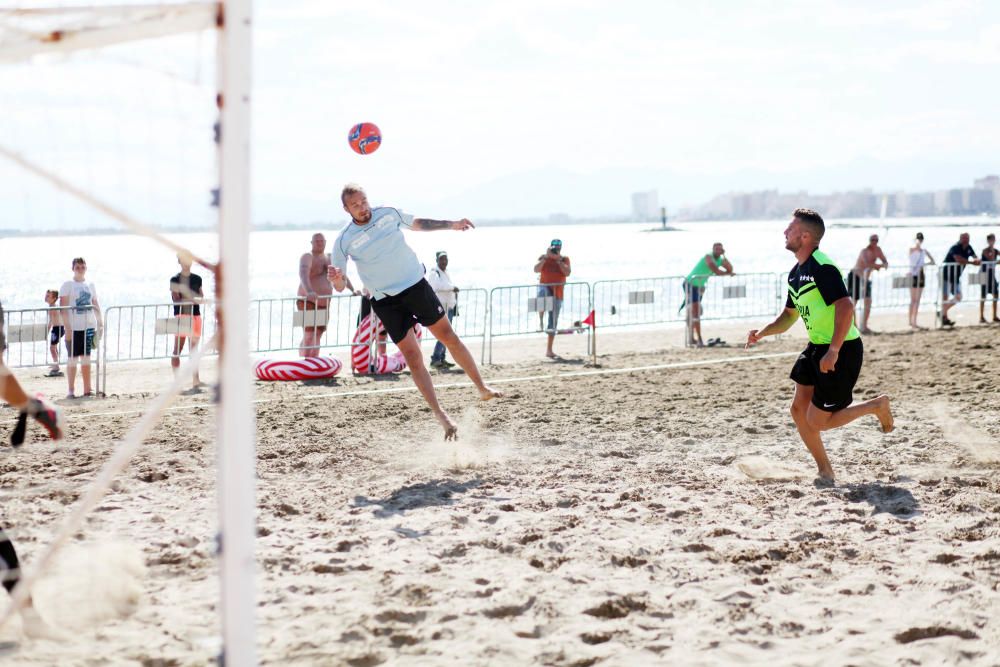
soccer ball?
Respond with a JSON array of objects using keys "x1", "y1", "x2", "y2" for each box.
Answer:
[{"x1": 348, "y1": 122, "x2": 381, "y2": 155}]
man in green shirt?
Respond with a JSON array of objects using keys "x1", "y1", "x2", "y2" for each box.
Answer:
[
  {"x1": 683, "y1": 242, "x2": 733, "y2": 347},
  {"x1": 746, "y1": 209, "x2": 894, "y2": 483}
]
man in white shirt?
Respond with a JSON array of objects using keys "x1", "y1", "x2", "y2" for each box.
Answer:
[
  {"x1": 426, "y1": 251, "x2": 459, "y2": 368},
  {"x1": 329, "y1": 183, "x2": 500, "y2": 440}
]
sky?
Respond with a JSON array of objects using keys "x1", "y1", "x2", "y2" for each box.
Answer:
[{"x1": 2, "y1": 0, "x2": 1000, "y2": 226}]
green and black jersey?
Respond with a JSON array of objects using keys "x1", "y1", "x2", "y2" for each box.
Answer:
[{"x1": 785, "y1": 249, "x2": 860, "y2": 345}]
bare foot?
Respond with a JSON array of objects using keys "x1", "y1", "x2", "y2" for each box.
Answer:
[
  {"x1": 479, "y1": 386, "x2": 503, "y2": 401},
  {"x1": 875, "y1": 395, "x2": 894, "y2": 433},
  {"x1": 545, "y1": 352, "x2": 557, "y2": 359},
  {"x1": 813, "y1": 475, "x2": 835, "y2": 488}
]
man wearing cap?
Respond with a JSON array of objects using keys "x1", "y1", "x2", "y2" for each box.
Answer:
[
  {"x1": 427, "y1": 251, "x2": 459, "y2": 368},
  {"x1": 534, "y1": 239, "x2": 571, "y2": 358}
]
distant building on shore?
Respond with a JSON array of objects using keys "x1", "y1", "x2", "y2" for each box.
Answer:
[
  {"x1": 631, "y1": 190, "x2": 659, "y2": 222},
  {"x1": 684, "y1": 174, "x2": 998, "y2": 221}
]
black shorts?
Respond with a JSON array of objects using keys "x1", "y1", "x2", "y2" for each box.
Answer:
[
  {"x1": 789, "y1": 338, "x2": 864, "y2": 412},
  {"x1": 50, "y1": 325, "x2": 65, "y2": 345},
  {"x1": 66, "y1": 328, "x2": 95, "y2": 357},
  {"x1": 371, "y1": 279, "x2": 446, "y2": 344},
  {"x1": 846, "y1": 272, "x2": 871, "y2": 299},
  {"x1": 982, "y1": 271, "x2": 998, "y2": 298},
  {"x1": 911, "y1": 271, "x2": 925, "y2": 289}
]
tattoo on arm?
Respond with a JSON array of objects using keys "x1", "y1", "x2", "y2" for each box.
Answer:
[{"x1": 413, "y1": 218, "x2": 453, "y2": 231}]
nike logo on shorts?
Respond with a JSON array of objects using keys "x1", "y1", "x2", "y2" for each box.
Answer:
[{"x1": 823, "y1": 402, "x2": 837, "y2": 408}]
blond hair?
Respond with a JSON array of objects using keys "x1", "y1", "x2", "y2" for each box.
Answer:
[{"x1": 341, "y1": 183, "x2": 365, "y2": 206}]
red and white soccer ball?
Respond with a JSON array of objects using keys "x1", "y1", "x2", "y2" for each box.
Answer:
[{"x1": 348, "y1": 122, "x2": 381, "y2": 155}]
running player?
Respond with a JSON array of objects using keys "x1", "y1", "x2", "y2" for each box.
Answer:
[
  {"x1": 328, "y1": 184, "x2": 501, "y2": 439},
  {"x1": 746, "y1": 209, "x2": 893, "y2": 483}
]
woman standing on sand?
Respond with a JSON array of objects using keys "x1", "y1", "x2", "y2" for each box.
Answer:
[{"x1": 907, "y1": 232, "x2": 935, "y2": 330}]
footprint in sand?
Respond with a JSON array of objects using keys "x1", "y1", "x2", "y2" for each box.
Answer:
[{"x1": 736, "y1": 456, "x2": 807, "y2": 482}]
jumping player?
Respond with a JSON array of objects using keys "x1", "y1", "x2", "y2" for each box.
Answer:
[
  {"x1": 746, "y1": 209, "x2": 893, "y2": 482},
  {"x1": 328, "y1": 184, "x2": 501, "y2": 439}
]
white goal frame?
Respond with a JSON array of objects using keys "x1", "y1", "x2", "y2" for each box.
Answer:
[{"x1": 0, "y1": 3, "x2": 257, "y2": 664}]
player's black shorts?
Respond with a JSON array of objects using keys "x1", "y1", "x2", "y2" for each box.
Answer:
[
  {"x1": 789, "y1": 337, "x2": 864, "y2": 412},
  {"x1": 371, "y1": 279, "x2": 446, "y2": 344}
]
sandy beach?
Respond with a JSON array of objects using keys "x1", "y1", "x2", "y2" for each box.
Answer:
[{"x1": 1, "y1": 320, "x2": 999, "y2": 666}]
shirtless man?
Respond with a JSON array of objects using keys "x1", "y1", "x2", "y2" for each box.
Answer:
[
  {"x1": 328, "y1": 184, "x2": 501, "y2": 439},
  {"x1": 846, "y1": 234, "x2": 888, "y2": 334},
  {"x1": 297, "y1": 233, "x2": 357, "y2": 357}
]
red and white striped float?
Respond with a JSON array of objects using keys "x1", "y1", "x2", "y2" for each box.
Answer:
[
  {"x1": 351, "y1": 314, "x2": 422, "y2": 374},
  {"x1": 254, "y1": 356, "x2": 343, "y2": 381}
]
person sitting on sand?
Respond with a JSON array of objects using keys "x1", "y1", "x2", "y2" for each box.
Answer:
[
  {"x1": 328, "y1": 184, "x2": 501, "y2": 440},
  {"x1": 746, "y1": 209, "x2": 893, "y2": 483}
]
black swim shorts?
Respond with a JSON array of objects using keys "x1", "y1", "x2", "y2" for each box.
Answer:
[
  {"x1": 371, "y1": 279, "x2": 446, "y2": 345},
  {"x1": 789, "y1": 337, "x2": 864, "y2": 412}
]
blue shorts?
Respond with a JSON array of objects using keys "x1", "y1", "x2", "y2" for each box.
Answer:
[
  {"x1": 684, "y1": 281, "x2": 703, "y2": 304},
  {"x1": 537, "y1": 286, "x2": 563, "y2": 331}
]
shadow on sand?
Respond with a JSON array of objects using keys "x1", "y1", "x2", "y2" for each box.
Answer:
[
  {"x1": 353, "y1": 478, "x2": 482, "y2": 518},
  {"x1": 839, "y1": 481, "x2": 920, "y2": 517}
]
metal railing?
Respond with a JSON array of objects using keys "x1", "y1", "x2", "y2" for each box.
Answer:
[
  {"x1": 6, "y1": 265, "x2": 997, "y2": 392},
  {"x1": 488, "y1": 282, "x2": 592, "y2": 363},
  {"x1": 1, "y1": 305, "x2": 89, "y2": 368},
  {"x1": 935, "y1": 261, "x2": 998, "y2": 327}
]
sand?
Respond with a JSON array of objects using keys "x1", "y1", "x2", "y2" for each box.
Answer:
[{"x1": 1, "y1": 320, "x2": 999, "y2": 666}]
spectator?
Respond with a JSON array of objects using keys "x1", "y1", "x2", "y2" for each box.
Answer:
[
  {"x1": 533, "y1": 239, "x2": 571, "y2": 358},
  {"x1": 980, "y1": 233, "x2": 998, "y2": 324},
  {"x1": 682, "y1": 242, "x2": 734, "y2": 347},
  {"x1": 301, "y1": 233, "x2": 359, "y2": 357},
  {"x1": 59, "y1": 257, "x2": 102, "y2": 398},
  {"x1": 170, "y1": 251, "x2": 205, "y2": 389},
  {"x1": 907, "y1": 232, "x2": 935, "y2": 330},
  {"x1": 427, "y1": 251, "x2": 459, "y2": 368},
  {"x1": 44, "y1": 289, "x2": 64, "y2": 376},
  {"x1": 940, "y1": 233, "x2": 980, "y2": 327},
  {"x1": 846, "y1": 234, "x2": 888, "y2": 334}
]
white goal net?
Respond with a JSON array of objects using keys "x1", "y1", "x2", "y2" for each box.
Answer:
[{"x1": 0, "y1": 3, "x2": 255, "y2": 663}]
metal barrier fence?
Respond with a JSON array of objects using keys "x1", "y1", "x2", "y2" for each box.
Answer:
[
  {"x1": 593, "y1": 272, "x2": 786, "y2": 347},
  {"x1": 488, "y1": 282, "x2": 591, "y2": 363},
  {"x1": 935, "y1": 261, "x2": 998, "y2": 327},
  {"x1": 247, "y1": 288, "x2": 489, "y2": 358},
  {"x1": 2, "y1": 304, "x2": 105, "y2": 393},
  {"x1": 6, "y1": 266, "x2": 998, "y2": 390},
  {"x1": 102, "y1": 302, "x2": 218, "y2": 393},
  {"x1": 1, "y1": 305, "x2": 92, "y2": 368}
]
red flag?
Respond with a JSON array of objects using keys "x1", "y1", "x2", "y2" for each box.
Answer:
[{"x1": 581, "y1": 310, "x2": 595, "y2": 327}]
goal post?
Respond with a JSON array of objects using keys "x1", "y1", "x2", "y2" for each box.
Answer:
[
  {"x1": 0, "y1": 2, "x2": 257, "y2": 663},
  {"x1": 216, "y1": 1, "x2": 257, "y2": 665}
]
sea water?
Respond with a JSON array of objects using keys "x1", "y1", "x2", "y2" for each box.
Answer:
[{"x1": 1, "y1": 216, "x2": 996, "y2": 311}]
